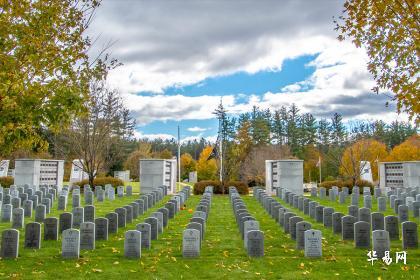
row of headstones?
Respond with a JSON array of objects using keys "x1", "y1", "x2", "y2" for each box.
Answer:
[
  {"x1": 229, "y1": 187, "x2": 263, "y2": 257},
  {"x1": 0, "y1": 183, "x2": 138, "y2": 230},
  {"x1": 287, "y1": 186, "x2": 419, "y2": 246},
  {"x1": 0, "y1": 186, "x2": 187, "y2": 259},
  {"x1": 310, "y1": 185, "x2": 420, "y2": 217},
  {"x1": 254, "y1": 188, "x2": 322, "y2": 257},
  {"x1": 278, "y1": 188, "x2": 418, "y2": 256},
  {"x1": 1, "y1": 184, "x2": 59, "y2": 223},
  {"x1": 182, "y1": 186, "x2": 213, "y2": 258},
  {"x1": 124, "y1": 186, "x2": 192, "y2": 258}
]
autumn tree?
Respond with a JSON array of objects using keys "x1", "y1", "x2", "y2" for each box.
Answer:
[
  {"x1": 302, "y1": 145, "x2": 321, "y2": 183},
  {"x1": 386, "y1": 134, "x2": 420, "y2": 161},
  {"x1": 124, "y1": 142, "x2": 152, "y2": 180},
  {"x1": 67, "y1": 81, "x2": 135, "y2": 186},
  {"x1": 339, "y1": 138, "x2": 388, "y2": 185},
  {"x1": 180, "y1": 153, "x2": 196, "y2": 180},
  {"x1": 196, "y1": 146, "x2": 218, "y2": 181},
  {"x1": 336, "y1": 0, "x2": 420, "y2": 123},
  {"x1": 0, "y1": 0, "x2": 112, "y2": 157}
]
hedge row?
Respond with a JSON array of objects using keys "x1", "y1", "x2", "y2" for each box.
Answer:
[
  {"x1": 0, "y1": 176, "x2": 14, "y2": 188},
  {"x1": 319, "y1": 179, "x2": 374, "y2": 194},
  {"x1": 72, "y1": 177, "x2": 124, "y2": 189},
  {"x1": 193, "y1": 180, "x2": 249, "y2": 195}
]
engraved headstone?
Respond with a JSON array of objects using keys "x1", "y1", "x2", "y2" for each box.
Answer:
[
  {"x1": 371, "y1": 212, "x2": 385, "y2": 231},
  {"x1": 1, "y1": 229, "x2": 19, "y2": 258},
  {"x1": 115, "y1": 207, "x2": 127, "y2": 228},
  {"x1": 402, "y1": 221, "x2": 418, "y2": 249},
  {"x1": 59, "y1": 212, "x2": 73, "y2": 233},
  {"x1": 12, "y1": 207, "x2": 24, "y2": 229},
  {"x1": 62, "y1": 229, "x2": 80, "y2": 259},
  {"x1": 72, "y1": 207, "x2": 84, "y2": 228},
  {"x1": 144, "y1": 217, "x2": 158, "y2": 240},
  {"x1": 296, "y1": 221, "x2": 312, "y2": 250},
  {"x1": 246, "y1": 230, "x2": 264, "y2": 257},
  {"x1": 398, "y1": 205, "x2": 409, "y2": 223},
  {"x1": 372, "y1": 230, "x2": 390, "y2": 258},
  {"x1": 384, "y1": 215, "x2": 399, "y2": 240},
  {"x1": 304, "y1": 229, "x2": 322, "y2": 257},
  {"x1": 354, "y1": 221, "x2": 371, "y2": 248},
  {"x1": 95, "y1": 218, "x2": 109, "y2": 240},
  {"x1": 342, "y1": 215, "x2": 357, "y2": 240},
  {"x1": 332, "y1": 212, "x2": 344, "y2": 234},
  {"x1": 105, "y1": 212, "x2": 118, "y2": 234},
  {"x1": 25, "y1": 222, "x2": 41, "y2": 249},
  {"x1": 84, "y1": 205, "x2": 95, "y2": 223},
  {"x1": 44, "y1": 217, "x2": 58, "y2": 240},
  {"x1": 80, "y1": 222, "x2": 95, "y2": 250},
  {"x1": 124, "y1": 230, "x2": 141, "y2": 258},
  {"x1": 136, "y1": 223, "x2": 151, "y2": 249},
  {"x1": 182, "y1": 229, "x2": 200, "y2": 258}
]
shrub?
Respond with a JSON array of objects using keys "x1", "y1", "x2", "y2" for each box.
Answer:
[
  {"x1": 193, "y1": 180, "x2": 249, "y2": 195},
  {"x1": 319, "y1": 179, "x2": 374, "y2": 194},
  {"x1": 72, "y1": 177, "x2": 124, "y2": 190},
  {"x1": 0, "y1": 176, "x2": 14, "y2": 188}
]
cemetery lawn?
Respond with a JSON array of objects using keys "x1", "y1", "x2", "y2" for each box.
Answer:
[{"x1": 0, "y1": 195, "x2": 419, "y2": 279}]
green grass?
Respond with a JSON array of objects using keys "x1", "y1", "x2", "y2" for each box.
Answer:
[{"x1": 0, "y1": 194, "x2": 418, "y2": 279}]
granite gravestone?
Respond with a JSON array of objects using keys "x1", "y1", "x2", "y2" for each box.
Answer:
[
  {"x1": 304, "y1": 229, "x2": 322, "y2": 257},
  {"x1": 182, "y1": 229, "x2": 200, "y2": 258},
  {"x1": 246, "y1": 230, "x2": 264, "y2": 257},
  {"x1": 62, "y1": 229, "x2": 80, "y2": 259},
  {"x1": 25, "y1": 222, "x2": 41, "y2": 249}
]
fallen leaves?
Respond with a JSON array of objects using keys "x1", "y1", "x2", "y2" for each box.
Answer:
[{"x1": 92, "y1": 268, "x2": 102, "y2": 273}]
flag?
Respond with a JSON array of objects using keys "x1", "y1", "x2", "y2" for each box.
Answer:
[
  {"x1": 207, "y1": 135, "x2": 220, "y2": 160},
  {"x1": 316, "y1": 156, "x2": 321, "y2": 167}
]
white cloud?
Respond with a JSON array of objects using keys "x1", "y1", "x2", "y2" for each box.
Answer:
[
  {"x1": 133, "y1": 131, "x2": 175, "y2": 141},
  {"x1": 187, "y1": 126, "x2": 207, "y2": 132}
]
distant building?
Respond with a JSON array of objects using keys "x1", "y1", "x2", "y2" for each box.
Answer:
[
  {"x1": 14, "y1": 159, "x2": 64, "y2": 189},
  {"x1": 265, "y1": 160, "x2": 303, "y2": 195},
  {"x1": 69, "y1": 159, "x2": 89, "y2": 183},
  {"x1": 114, "y1": 170, "x2": 130, "y2": 182},
  {"x1": 379, "y1": 161, "x2": 420, "y2": 189},
  {"x1": 139, "y1": 159, "x2": 177, "y2": 194}
]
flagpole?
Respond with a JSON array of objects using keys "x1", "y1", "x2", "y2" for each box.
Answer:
[
  {"x1": 319, "y1": 156, "x2": 322, "y2": 184},
  {"x1": 177, "y1": 125, "x2": 181, "y2": 190},
  {"x1": 219, "y1": 118, "x2": 223, "y2": 183}
]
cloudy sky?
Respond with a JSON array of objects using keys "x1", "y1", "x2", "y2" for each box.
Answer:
[{"x1": 88, "y1": 0, "x2": 406, "y2": 142}]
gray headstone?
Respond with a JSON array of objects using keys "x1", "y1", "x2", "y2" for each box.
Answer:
[
  {"x1": 115, "y1": 207, "x2": 127, "y2": 228},
  {"x1": 372, "y1": 230, "x2": 390, "y2": 258},
  {"x1": 157, "y1": 208, "x2": 169, "y2": 228},
  {"x1": 84, "y1": 205, "x2": 95, "y2": 223},
  {"x1": 315, "y1": 206, "x2": 324, "y2": 223},
  {"x1": 144, "y1": 217, "x2": 158, "y2": 240},
  {"x1": 11, "y1": 197, "x2": 21, "y2": 209},
  {"x1": 289, "y1": 216, "x2": 303, "y2": 240},
  {"x1": 72, "y1": 194, "x2": 80, "y2": 208},
  {"x1": 182, "y1": 229, "x2": 200, "y2": 258},
  {"x1": 44, "y1": 217, "x2": 58, "y2": 240},
  {"x1": 413, "y1": 201, "x2": 420, "y2": 218},
  {"x1": 12, "y1": 207, "x2": 24, "y2": 229},
  {"x1": 80, "y1": 222, "x2": 95, "y2": 250},
  {"x1": 384, "y1": 215, "x2": 399, "y2": 240},
  {"x1": 348, "y1": 205, "x2": 359, "y2": 218},
  {"x1": 84, "y1": 191, "x2": 94, "y2": 205},
  {"x1": 95, "y1": 218, "x2": 109, "y2": 241},
  {"x1": 358, "y1": 207, "x2": 371, "y2": 223},
  {"x1": 371, "y1": 212, "x2": 385, "y2": 231},
  {"x1": 363, "y1": 195, "x2": 372, "y2": 209},
  {"x1": 123, "y1": 205, "x2": 133, "y2": 224},
  {"x1": 402, "y1": 221, "x2": 418, "y2": 249},
  {"x1": 126, "y1": 185, "x2": 133, "y2": 196},
  {"x1": 59, "y1": 212, "x2": 73, "y2": 233},
  {"x1": 342, "y1": 215, "x2": 357, "y2": 240},
  {"x1": 130, "y1": 202, "x2": 139, "y2": 219},
  {"x1": 1, "y1": 229, "x2": 19, "y2": 258},
  {"x1": 398, "y1": 205, "x2": 409, "y2": 223},
  {"x1": 284, "y1": 212, "x2": 296, "y2": 233},
  {"x1": 304, "y1": 229, "x2": 322, "y2": 257},
  {"x1": 23, "y1": 200, "x2": 33, "y2": 218},
  {"x1": 105, "y1": 212, "x2": 118, "y2": 234},
  {"x1": 152, "y1": 212, "x2": 164, "y2": 234},
  {"x1": 25, "y1": 222, "x2": 41, "y2": 249},
  {"x1": 323, "y1": 207, "x2": 334, "y2": 227},
  {"x1": 72, "y1": 207, "x2": 84, "y2": 228},
  {"x1": 377, "y1": 197, "x2": 386, "y2": 212},
  {"x1": 244, "y1": 220, "x2": 260, "y2": 249},
  {"x1": 354, "y1": 221, "x2": 371, "y2": 248},
  {"x1": 62, "y1": 229, "x2": 80, "y2": 259},
  {"x1": 124, "y1": 230, "x2": 141, "y2": 258},
  {"x1": 246, "y1": 230, "x2": 264, "y2": 257},
  {"x1": 332, "y1": 212, "x2": 344, "y2": 234},
  {"x1": 296, "y1": 221, "x2": 311, "y2": 250},
  {"x1": 136, "y1": 223, "x2": 151, "y2": 249}
]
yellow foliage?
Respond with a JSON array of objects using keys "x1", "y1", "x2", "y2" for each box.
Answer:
[
  {"x1": 386, "y1": 135, "x2": 420, "y2": 162},
  {"x1": 180, "y1": 153, "x2": 196, "y2": 178},
  {"x1": 340, "y1": 139, "x2": 388, "y2": 181},
  {"x1": 196, "y1": 146, "x2": 218, "y2": 180}
]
